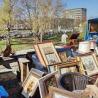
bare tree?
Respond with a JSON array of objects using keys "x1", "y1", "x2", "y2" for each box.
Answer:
[
  {"x1": 0, "y1": 0, "x2": 66, "y2": 43},
  {"x1": 0, "y1": 0, "x2": 18, "y2": 45}
]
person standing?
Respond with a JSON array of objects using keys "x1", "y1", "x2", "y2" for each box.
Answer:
[{"x1": 61, "y1": 32, "x2": 68, "y2": 44}]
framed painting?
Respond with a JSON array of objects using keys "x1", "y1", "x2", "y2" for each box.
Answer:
[
  {"x1": 59, "y1": 67, "x2": 70, "y2": 74},
  {"x1": 34, "y1": 45, "x2": 46, "y2": 67},
  {"x1": 49, "y1": 86, "x2": 79, "y2": 98},
  {"x1": 22, "y1": 68, "x2": 44, "y2": 98},
  {"x1": 95, "y1": 47, "x2": 98, "y2": 56},
  {"x1": 18, "y1": 58, "x2": 30, "y2": 83},
  {"x1": 37, "y1": 42, "x2": 61, "y2": 66},
  {"x1": 58, "y1": 52, "x2": 67, "y2": 62},
  {"x1": 57, "y1": 62, "x2": 79, "y2": 75},
  {"x1": 69, "y1": 66, "x2": 78, "y2": 72},
  {"x1": 48, "y1": 65, "x2": 57, "y2": 73},
  {"x1": 79, "y1": 53, "x2": 98, "y2": 76},
  {"x1": 38, "y1": 71, "x2": 58, "y2": 98}
]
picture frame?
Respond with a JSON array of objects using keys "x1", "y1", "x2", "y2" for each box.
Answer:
[
  {"x1": 38, "y1": 71, "x2": 58, "y2": 98},
  {"x1": 58, "y1": 52, "x2": 67, "y2": 62},
  {"x1": 49, "y1": 86, "x2": 79, "y2": 98},
  {"x1": 57, "y1": 62, "x2": 79, "y2": 75},
  {"x1": 37, "y1": 42, "x2": 61, "y2": 66},
  {"x1": 48, "y1": 65, "x2": 57, "y2": 73},
  {"x1": 22, "y1": 68, "x2": 44, "y2": 98},
  {"x1": 79, "y1": 53, "x2": 98, "y2": 76},
  {"x1": 18, "y1": 58, "x2": 30, "y2": 82},
  {"x1": 95, "y1": 47, "x2": 98, "y2": 56},
  {"x1": 34, "y1": 44, "x2": 46, "y2": 67}
]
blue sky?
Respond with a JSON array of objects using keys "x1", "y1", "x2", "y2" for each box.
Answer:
[
  {"x1": 0, "y1": 0, "x2": 2, "y2": 6},
  {"x1": 62, "y1": 0, "x2": 98, "y2": 19},
  {"x1": 0, "y1": 0, "x2": 98, "y2": 19}
]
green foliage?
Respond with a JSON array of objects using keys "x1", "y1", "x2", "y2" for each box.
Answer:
[
  {"x1": 0, "y1": 38, "x2": 33, "y2": 53},
  {"x1": 43, "y1": 33, "x2": 62, "y2": 42},
  {"x1": 0, "y1": 40, "x2": 6, "y2": 52}
]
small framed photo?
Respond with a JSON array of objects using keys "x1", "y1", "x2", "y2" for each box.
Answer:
[
  {"x1": 22, "y1": 68, "x2": 44, "y2": 98},
  {"x1": 79, "y1": 53, "x2": 98, "y2": 76},
  {"x1": 48, "y1": 64, "x2": 58, "y2": 73},
  {"x1": 58, "y1": 52, "x2": 67, "y2": 62},
  {"x1": 58, "y1": 62, "x2": 79, "y2": 75},
  {"x1": 37, "y1": 42, "x2": 61, "y2": 66},
  {"x1": 59, "y1": 67, "x2": 70, "y2": 74},
  {"x1": 38, "y1": 71, "x2": 58, "y2": 98},
  {"x1": 49, "y1": 86, "x2": 79, "y2": 98}
]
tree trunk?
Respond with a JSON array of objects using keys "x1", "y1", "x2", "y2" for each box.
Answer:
[{"x1": 40, "y1": 32, "x2": 43, "y2": 43}]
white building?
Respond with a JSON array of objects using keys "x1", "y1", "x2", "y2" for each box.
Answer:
[{"x1": 65, "y1": 8, "x2": 87, "y2": 21}]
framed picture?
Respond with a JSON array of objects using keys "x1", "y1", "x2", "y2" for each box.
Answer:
[
  {"x1": 69, "y1": 66, "x2": 78, "y2": 72},
  {"x1": 59, "y1": 67, "x2": 70, "y2": 74},
  {"x1": 80, "y1": 53, "x2": 98, "y2": 76},
  {"x1": 58, "y1": 52, "x2": 67, "y2": 62},
  {"x1": 48, "y1": 65, "x2": 57, "y2": 73},
  {"x1": 95, "y1": 47, "x2": 98, "y2": 56},
  {"x1": 37, "y1": 42, "x2": 61, "y2": 66},
  {"x1": 49, "y1": 86, "x2": 79, "y2": 98},
  {"x1": 34, "y1": 45, "x2": 46, "y2": 67},
  {"x1": 18, "y1": 58, "x2": 30, "y2": 82},
  {"x1": 22, "y1": 68, "x2": 44, "y2": 98},
  {"x1": 38, "y1": 71, "x2": 58, "y2": 98},
  {"x1": 58, "y1": 62, "x2": 79, "y2": 75}
]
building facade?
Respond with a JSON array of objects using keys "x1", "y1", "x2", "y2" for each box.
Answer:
[
  {"x1": 65, "y1": 8, "x2": 87, "y2": 32},
  {"x1": 65, "y1": 8, "x2": 87, "y2": 21}
]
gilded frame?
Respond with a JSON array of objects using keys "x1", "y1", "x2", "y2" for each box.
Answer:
[
  {"x1": 79, "y1": 53, "x2": 98, "y2": 76},
  {"x1": 22, "y1": 68, "x2": 44, "y2": 98},
  {"x1": 38, "y1": 71, "x2": 58, "y2": 98},
  {"x1": 57, "y1": 62, "x2": 79, "y2": 75},
  {"x1": 58, "y1": 51, "x2": 67, "y2": 62},
  {"x1": 37, "y1": 42, "x2": 61, "y2": 66}
]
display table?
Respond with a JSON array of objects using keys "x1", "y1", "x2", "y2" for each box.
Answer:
[{"x1": 0, "y1": 86, "x2": 9, "y2": 97}]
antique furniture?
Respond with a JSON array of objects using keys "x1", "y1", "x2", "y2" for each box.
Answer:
[
  {"x1": 38, "y1": 71, "x2": 58, "y2": 98},
  {"x1": 0, "y1": 57, "x2": 19, "y2": 74},
  {"x1": 22, "y1": 68, "x2": 44, "y2": 98}
]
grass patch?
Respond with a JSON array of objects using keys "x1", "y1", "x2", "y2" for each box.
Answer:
[
  {"x1": 0, "y1": 40, "x2": 6, "y2": 52},
  {"x1": 0, "y1": 38, "x2": 34, "y2": 53}
]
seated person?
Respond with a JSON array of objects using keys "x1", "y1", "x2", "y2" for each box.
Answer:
[
  {"x1": 69, "y1": 32, "x2": 80, "y2": 45},
  {"x1": 32, "y1": 53, "x2": 48, "y2": 73}
]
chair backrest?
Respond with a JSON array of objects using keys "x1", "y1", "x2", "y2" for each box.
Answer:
[{"x1": 58, "y1": 72, "x2": 90, "y2": 91}]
